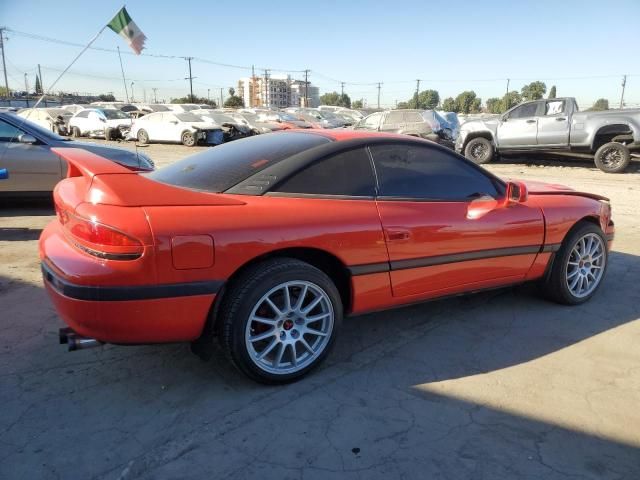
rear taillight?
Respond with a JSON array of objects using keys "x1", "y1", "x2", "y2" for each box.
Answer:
[{"x1": 56, "y1": 205, "x2": 143, "y2": 260}]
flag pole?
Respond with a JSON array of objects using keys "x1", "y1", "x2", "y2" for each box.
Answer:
[
  {"x1": 117, "y1": 46, "x2": 130, "y2": 103},
  {"x1": 31, "y1": 24, "x2": 109, "y2": 110}
]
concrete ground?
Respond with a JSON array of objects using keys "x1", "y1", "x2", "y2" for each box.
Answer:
[{"x1": 1, "y1": 142, "x2": 639, "y2": 479}]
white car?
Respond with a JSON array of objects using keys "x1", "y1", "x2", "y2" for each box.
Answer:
[
  {"x1": 129, "y1": 112, "x2": 224, "y2": 146},
  {"x1": 69, "y1": 108, "x2": 132, "y2": 139},
  {"x1": 17, "y1": 108, "x2": 73, "y2": 135}
]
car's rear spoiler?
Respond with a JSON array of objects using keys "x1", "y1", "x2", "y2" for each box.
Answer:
[{"x1": 52, "y1": 147, "x2": 135, "y2": 180}]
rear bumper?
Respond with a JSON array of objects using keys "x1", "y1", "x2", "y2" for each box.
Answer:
[{"x1": 42, "y1": 261, "x2": 219, "y2": 343}]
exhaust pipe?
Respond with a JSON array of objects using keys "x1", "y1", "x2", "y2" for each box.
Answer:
[{"x1": 59, "y1": 328, "x2": 103, "y2": 351}]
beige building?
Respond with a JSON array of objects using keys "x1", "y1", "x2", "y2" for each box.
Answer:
[{"x1": 238, "y1": 75, "x2": 320, "y2": 108}]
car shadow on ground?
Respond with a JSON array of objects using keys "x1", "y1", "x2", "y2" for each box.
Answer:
[
  {"x1": 2, "y1": 251, "x2": 639, "y2": 478},
  {"x1": 0, "y1": 227, "x2": 44, "y2": 241},
  {"x1": 0, "y1": 197, "x2": 55, "y2": 217}
]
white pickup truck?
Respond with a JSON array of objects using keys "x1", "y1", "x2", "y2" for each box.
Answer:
[{"x1": 456, "y1": 97, "x2": 640, "y2": 173}]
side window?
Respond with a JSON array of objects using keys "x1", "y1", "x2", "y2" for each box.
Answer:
[
  {"x1": 370, "y1": 144, "x2": 500, "y2": 200},
  {"x1": 404, "y1": 111, "x2": 423, "y2": 122},
  {"x1": 509, "y1": 102, "x2": 539, "y2": 119},
  {"x1": 76, "y1": 111, "x2": 89, "y2": 118},
  {"x1": 544, "y1": 100, "x2": 565, "y2": 116},
  {"x1": 384, "y1": 111, "x2": 404, "y2": 124},
  {"x1": 0, "y1": 119, "x2": 24, "y2": 143},
  {"x1": 273, "y1": 148, "x2": 376, "y2": 197},
  {"x1": 362, "y1": 113, "x2": 382, "y2": 129}
]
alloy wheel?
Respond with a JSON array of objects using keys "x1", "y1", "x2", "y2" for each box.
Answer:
[
  {"x1": 244, "y1": 281, "x2": 334, "y2": 375},
  {"x1": 565, "y1": 233, "x2": 606, "y2": 298}
]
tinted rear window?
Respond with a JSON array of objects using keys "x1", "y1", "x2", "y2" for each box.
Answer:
[{"x1": 147, "y1": 132, "x2": 331, "y2": 193}]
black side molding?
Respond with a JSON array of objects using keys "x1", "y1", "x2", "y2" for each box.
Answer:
[{"x1": 42, "y1": 262, "x2": 223, "y2": 302}]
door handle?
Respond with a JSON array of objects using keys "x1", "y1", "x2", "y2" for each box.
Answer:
[
  {"x1": 526, "y1": 119, "x2": 536, "y2": 124},
  {"x1": 386, "y1": 229, "x2": 410, "y2": 241},
  {"x1": 555, "y1": 117, "x2": 566, "y2": 121}
]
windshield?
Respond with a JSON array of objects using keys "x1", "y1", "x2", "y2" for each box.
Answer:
[
  {"x1": 147, "y1": 132, "x2": 330, "y2": 193},
  {"x1": 147, "y1": 104, "x2": 170, "y2": 112},
  {"x1": 102, "y1": 109, "x2": 131, "y2": 120},
  {"x1": 209, "y1": 114, "x2": 237, "y2": 123},
  {"x1": 175, "y1": 113, "x2": 205, "y2": 122},
  {"x1": 179, "y1": 105, "x2": 198, "y2": 111}
]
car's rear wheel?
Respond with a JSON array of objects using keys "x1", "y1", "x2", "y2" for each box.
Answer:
[
  {"x1": 71, "y1": 126, "x2": 81, "y2": 138},
  {"x1": 541, "y1": 222, "x2": 608, "y2": 305},
  {"x1": 464, "y1": 137, "x2": 494, "y2": 164},
  {"x1": 594, "y1": 142, "x2": 630, "y2": 173},
  {"x1": 219, "y1": 258, "x2": 342, "y2": 384},
  {"x1": 137, "y1": 129, "x2": 149, "y2": 144},
  {"x1": 182, "y1": 131, "x2": 196, "y2": 147}
]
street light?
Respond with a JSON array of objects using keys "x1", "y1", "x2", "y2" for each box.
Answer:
[{"x1": 130, "y1": 82, "x2": 135, "y2": 102}]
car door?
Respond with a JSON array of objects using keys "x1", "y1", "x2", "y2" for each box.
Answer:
[
  {"x1": 496, "y1": 101, "x2": 543, "y2": 148},
  {"x1": 0, "y1": 118, "x2": 62, "y2": 193},
  {"x1": 370, "y1": 142, "x2": 544, "y2": 298},
  {"x1": 72, "y1": 110, "x2": 90, "y2": 133},
  {"x1": 536, "y1": 99, "x2": 570, "y2": 146},
  {"x1": 354, "y1": 112, "x2": 383, "y2": 132},
  {"x1": 140, "y1": 113, "x2": 161, "y2": 140}
]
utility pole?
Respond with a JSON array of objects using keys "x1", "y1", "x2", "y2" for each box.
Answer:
[
  {"x1": 143, "y1": 88, "x2": 147, "y2": 103},
  {"x1": 505, "y1": 78, "x2": 510, "y2": 109},
  {"x1": 620, "y1": 75, "x2": 627, "y2": 109},
  {"x1": 340, "y1": 81, "x2": 345, "y2": 99},
  {"x1": 24, "y1": 73, "x2": 29, "y2": 107},
  {"x1": 130, "y1": 82, "x2": 134, "y2": 102},
  {"x1": 415, "y1": 79, "x2": 420, "y2": 108},
  {"x1": 152, "y1": 88, "x2": 158, "y2": 103},
  {"x1": 377, "y1": 82, "x2": 382, "y2": 109},
  {"x1": 0, "y1": 28, "x2": 9, "y2": 105},
  {"x1": 37, "y1": 64, "x2": 47, "y2": 106},
  {"x1": 263, "y1": 69, "x2": 271, "y2": 107},
  {"x1": 220, "y1": 87, "x2": 223, "y2": 108},
  {"x1": 207, "y1": 88, "x2": 210, "y2": 102},
  {"x1": 185, "y1": 57, "x2": 195, "y2": 102},
  {"x1": 303, "y1": 69, "x2": 310, "y2": 107}
]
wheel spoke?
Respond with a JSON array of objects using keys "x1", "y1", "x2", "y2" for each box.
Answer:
[
  {"x1": 294, "y1": 285, "x2": 308, "y2": 310},
  {"x1": 250, "y1": 328, "x2": 275, "y2": 343},
  {"x1": 272, "y1": 343, "x2": 285, "y2": 367},
  {"x1": 306, "y1": 312, "x2": 331, "y2": 323},
  {"x1": 302, "y1": 294, "x2": 323, "y2": 314},
  {"x1": 256, "y1": 338, "x2": 278, "y2": 360},
  {"x1": 265, "y1": 297, "x2": 283, "y2": 316},
  {"x1": 299, "y1": 337, "x2": 314, "y2": 354},
  {"x1": 569, "y1": 274, "x2": 581, "y2": 291},
  {"x1": 282, "y1": 285, "x2": 292, "y2": 311},
  {"x1": 567, "y1": 269, "x2": 579, "y2": 279},
  {"x1": 305, "y1": 327, "x2": 328, "y2": 337},
  {"x1": 251, "y1": 315, "x2": 277, "y2": 326},
  {"x1": 288, "y1": 344, "x2": 297, "y2": 367}
]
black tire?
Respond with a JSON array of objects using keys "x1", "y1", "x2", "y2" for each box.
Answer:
[
  {"x1": 219, "y1": 258, "x2": 343, "y2": 384},
  {"x1": 594, "y1": 142, "x2": 630, "y2": 173},
  {"x1": 540, "y1": 221, "x2": 608, "y2": 305},
  {"x1": 464, "y1": 137, "x2": 494, "y2": 164},
  {"x1": 181, "y1": 131, "x2": 196, "y2": 147},
  {"x1": 137, "y1": 129, "x2": 149, "y2": 144},
  {"x1": 71, "y1": 126, "x2": 81, "y2": 138},
  {"x1": 104, "y1": 127, "x2": 114, "y2": 141}
]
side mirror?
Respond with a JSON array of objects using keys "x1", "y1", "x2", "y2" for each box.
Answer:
[
  {"x1": 99, "y1": 118, "x2": 107, "y2": 123},
  {"x1": 0, "y1": 168, "x2": 8, "y2": 180},
  {"x1": 501, "y1": 114, "x2": 508, "y2": 122},
  {"x1": 18, "y1": 134, "x2": 37, "y2": 144},
  {"x1": 506, "y1": 181, "x2": 528, "y2": 205}
]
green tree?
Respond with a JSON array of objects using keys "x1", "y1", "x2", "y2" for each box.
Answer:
[
  {"x1": 411, "y1": 89, "x2": 439, "y2": 109},
  {"x1": 224, "y1": 95, "x2": 244, "y2": 108},
  {"x1": 352, "y1": 99, "x2": 363, "y2": 109},
  {"x1": 338, "y1": 93, "x2": 351, "y2": 108},
  {"x1": 442, "y1": 97, "x2": 457, "y2": 112},
  {"x1": 0, "y1": 86, "x2": 10, "y2": 97},
  {"x1": 171, "y1": 95, "x2": 216, "y2": 107},
  {"x1": 502, "y1": 90, "x2": 522, "y2": 111},
  {"x1": 320, "y1": 91, "x2": 340, "y2": 106},
  {"x1": 98, "y1": 93, "x2": 116, "y2": 102},
  {"x1": 521, "y1": 81, "x2": 546, "y2": 101},
  {"x1": 35, "y1": 75, "x2": 42, "y2": 94},
  {"x1": 396, "y1": 101, "x2": 410, "y2": 109},
  {"x1": 548, "y1": 85, "x2": 557, "y2": 99},
  {"x1": 486, "y1": 97, "x2": 502, "y2": 114},
  {"x1": 455, "y1": 91, "x2": 481, "y2": 114},
  {"x1": 589, "y1": 98, "x2": 609, "y2": 111}
]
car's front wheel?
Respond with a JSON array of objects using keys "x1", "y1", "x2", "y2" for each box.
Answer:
[
  {"x1": 594, "y1": 142, "x2": 630, "y2": 173},
  {"x1": 181, "y1": 131, "x2": 196, "y2": 147},
  {"x1": 219, "y1": 258, "x2": 342, "y2": 384},
  {"x1": 137, "y1": 129, "x2": 149, "y2": 144},
  {"x1": 464, "y1": 137, "x2": 494, "y2": 164},
  {"x1": 541, "y1": 222, "x2": 608, "y2": 305}
]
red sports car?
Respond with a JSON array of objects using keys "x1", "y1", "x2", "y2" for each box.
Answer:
[{"x1": 40, "y1": 130, "x2": 614, "y2": 383}]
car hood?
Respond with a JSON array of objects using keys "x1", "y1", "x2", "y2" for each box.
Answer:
[
  {"x1": 517, "y1": 179, "x2": 610, "y2": 201},
  {"x1": 59, "y1": 141, "x2": 154, "y2": 171}
]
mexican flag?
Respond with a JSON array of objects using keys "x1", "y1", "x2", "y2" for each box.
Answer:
[{"x1": 107, "y1": 7, "x2": 147, "y2": 55}]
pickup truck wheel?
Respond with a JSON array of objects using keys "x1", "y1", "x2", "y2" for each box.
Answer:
[
  {"x1": 594, "y1": 142, "x2": 630, "y2": 173},
  {"x1": 464, "y1": 137, "x2": 494, "y2": 164},
  {"x1": 182, "y1": 131, "x2": 196, "y2": 147}
]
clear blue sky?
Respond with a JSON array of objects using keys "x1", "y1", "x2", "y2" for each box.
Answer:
[{"x1": 1, "y1": 0, "x2": 638, "y2": 108}]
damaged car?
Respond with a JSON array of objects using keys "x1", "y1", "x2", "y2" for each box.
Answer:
[
  {"x1": 68, "y1": 108, "x2": 132, "y2": 140},
  {"x1": 193, "y1": 110, "x2": 254, "y2": 142},
  {"x1": 129, "y1": 112, "x2": 225, "y2": 146}
]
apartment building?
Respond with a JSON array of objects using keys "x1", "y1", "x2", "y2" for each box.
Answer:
[{"x1": 238, "y1": 75, "x2": 320, "y2": 108}]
